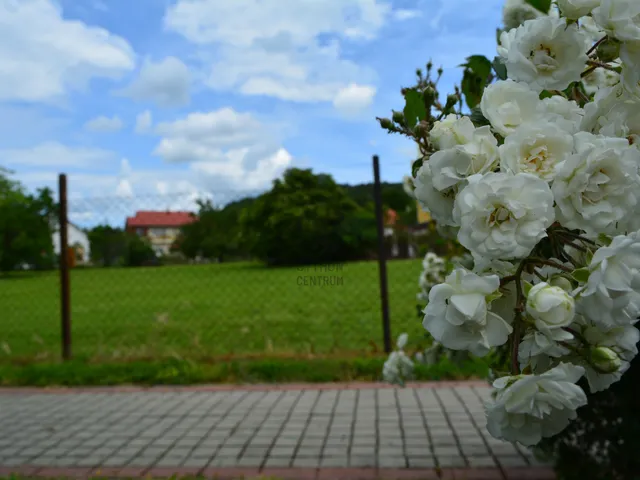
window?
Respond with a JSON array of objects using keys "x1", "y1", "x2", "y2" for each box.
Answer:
[
  {"x1": 136, "y1": 228, "x2": 145, "y2": 236},
  {"x1": 151, "y1": 228, "x2": 167, "y2": 237}
]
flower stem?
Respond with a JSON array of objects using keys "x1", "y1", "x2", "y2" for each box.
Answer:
[
  {"x1": 529, "y1": 258, "x2": 573, "y2": 273},
  {"x1": 510, "y1": 260, "x2": 527, "y2": 375},
  {"x1": 587, "y1": 35, "x2": 608, "y2": 57},
  {"x1": 581, "y1": 65, "x2": 598, "y2": 78},
  {"x1": 586, "y1": 59, "x2": 618, "y2": 72}
]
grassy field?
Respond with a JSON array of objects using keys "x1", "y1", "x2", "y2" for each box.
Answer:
[{"x1": 0, "y1": 260, "x2": 428, "y2": 362}]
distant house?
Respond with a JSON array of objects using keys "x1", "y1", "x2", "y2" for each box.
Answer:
[
  {"x1": 125, "y1": 211, "x2": 197, "y2": 257},
  {"x1": 416, "y1": 201, "x2": 432, "y2": 224},
  {"x1": 384, "y1": 208, "x2": 417, "y2": 259},
  {"x1": 51, "y1": 222, "x2": 91, "y2": 265}
]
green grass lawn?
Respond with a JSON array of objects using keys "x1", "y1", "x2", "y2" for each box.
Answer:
[{"x1": 0, "y1": 260, "x2": 428, "y2": 362}]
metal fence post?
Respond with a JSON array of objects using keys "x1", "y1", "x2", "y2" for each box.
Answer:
[
  {"x1": 372, "y1": 155, "x2": 392, "y2": 353},
  {"x1": 58, "y1": 173, "x2": 72, "y2": 360}
]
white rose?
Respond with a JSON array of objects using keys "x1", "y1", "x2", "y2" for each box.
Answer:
[
  {"x1": 382, "y1": 350, "x2": 414, "y2": 385},
  {"x1": 518, "y1": 328, "x2": 573, "y2": 373},
  {"x1": 413, "y1": 162, "x2": 457, "y2": 227},
  {"x1": 580, "y1": 15, "x2": 606, "y2": 43},
  {"x1": 402, "y1": 175, "x2": 415, "y2": 198},
  {"x1": 498, "y1": 17, "x2": 589, "y2": 92},
  {"x1": 620, "y1": 41, "x2": 640, "y2": 93},
  {"x1": 537, "y1": 96, "x2": 585, "y2": 134},
  {"x1": 429, "y1": 114, "x2": 475, "y2": 150},
  {"x1": 454, "y1": 172, "x2": 555, "y2": 259},
  {"x1": 557, "y1": 0, "x2": 599, "y2": 20},
  {"x1": 423, "y1": 268, "x2": 512, "y2": 357},
  {"x1": 593, "y1": 0, "x2": 640, "y2": 42},
  {"x1": 567, "y1": 315, "x2": 640, "y2": 392},
  {"x1": 430, "y1": 126, "x2": 499, "y2": 191},
  {"x1": 581, "y1": 84, "x2": 640, "y2": 144},
  {"x1": 485, "y1": 363, "x2": 587, "y2": 446},
  {"x1": 481, "y1": 79, "x2": 541, "y2": 136},
  {"x1": 502, "y1": 0, "x2": 545, "y2": 30},
  {"x1": 472, "y1": 252, "x2": 517, "y2": 277},
  {"x1": 552, "y1": 132, "x2": 640, "y2": 236},
  {"x1": 526, "y1": 282, "x2": 576, "y2": 335},
  {"x1": 418, "y1": 252, "x2": 447, "y2": 302},
  {"x1": 423, "y1": 252, "x2": 445, "y2": 270},
  {"x1": 577, "y1": 231, "x2": 640, "y2": 327},
  {"x1": 583, "y1": 67, "x2": 621, "y2": 96},
  {"x1": 499, "y1": 121, "x2": 574, "y2": 181}
]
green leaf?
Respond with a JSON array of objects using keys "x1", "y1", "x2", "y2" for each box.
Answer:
[
  {"x1": 469, "y1": 107, "x2": 490, "y2": 127},
  {"x1": 598, "y1": 233, "x2": 613, "y2": 246},
  {"x1": 463, "y1": 55, "x2": 493, "y2": 81},
  {"x1": 539, "y1": 90, "x2": 554, "y2": 100},
  {"x1": 460, "y1": 56, "x2": 493, "y2": 110},
  {"x1": 461, "y1": 71, "x2": 486, "y2": 109},
  {"x1": 403, "y1": 89, "x2": 427, "y2": 129},
  {"x1": 496, "y1": 28, "x2": 504, "y2": 45},
  {"x1": 525, "y1": 0, "x2": 551, "y2": 13},
  {"x1": 523, "y1": 281, "x2": 533, "y2": 297},
  {"x1": 572, "y1": 268, "x2": 590, "y2": 284},
  {"x1": 412, "y1": 157, "x2": 424, "y2": 177},
  {"x1": 486, "y1": 291, "x2": 503, "y2": 304},
  {"x1": 492, "y1": 57, "x2": 508, "y2": 81}
]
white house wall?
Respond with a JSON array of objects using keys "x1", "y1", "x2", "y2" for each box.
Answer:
[{"x1": 52, "y1": 224, "x2": 91, "y2": 263}]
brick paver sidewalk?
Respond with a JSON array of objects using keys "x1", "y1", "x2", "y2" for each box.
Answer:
[{"x1": 0, "y1": 382, "x2": 554, "y2": 479}]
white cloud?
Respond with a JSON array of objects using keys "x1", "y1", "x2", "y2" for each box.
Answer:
[
  {"x1": 332, "y1": 83, "x2": 376, "y2": 114},
  {"x1": 118, "y1": 56, "x2": 191, "y2": 107},
  {"x1": 135, "y1": 110, "x2": 153, "y2": 134},
  {"x1": 153, "y1": 108, "x2": 293, "y2": 191},
  {"x1": 164, "y1": 0, "x2": 390, "y2": 46},
  {"x1": 393, "y1": 9, "x2": 421, "y2": 20},
  {"x1": 84, "y1": 115, "x2": 124, "y2": 133},
  {"x1": 191, "y1": 148, "x2": 293, "y2": 190},
  {"x1": 155, "y1": 108, "x2": 265, "y2": 152},
  {"x1": 0, "y1": 0, "x2": 135, "y2": 103},
  {"x1": 0, "y1": 142, "x2": 115, "y2": 168},
  {"x1": 163, "y1": 0, "x2": 387, "y2": 106}
]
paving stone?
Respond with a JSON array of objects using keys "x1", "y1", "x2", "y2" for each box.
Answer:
[
  {"x1": 407, "y1": 456, "x2": 437, "y2": 468},
  {"x1": 437, "y1": 455, "x2": 467, "y2": 467},
  {"x1": 0, "y1": 383, "x2": 496, "y2": 473},
  {"x1": 263, "y1": 456, "x2": 292, "y2": 468},
  {"x1": 236, "y1": 456, "x2": 264, "y2": 467},
  {"x1": 292, "y1": 457, "x2": 320, "y2": 467},
  {"x1": 350, "y1": 446, "x2": 376, "y2": 456},
  {"x1": 128, "y1": 456, "x2": 160, "y2": 467},
  {"x1": 296, "y1": 447, "x2": 323, "y2": 457},
  {"x1": 349, "y1": 455, "x2": 377, "y2": 467},
  {"x1": 101, "y1": 456, "x2": 134, "y2": 467},
  {"x1": 270, "y1": 447, "x2": 296, "y2": 457},
  {"x1": 378, "y1": 456, "x2": 407, "y2": 468},
  {"x1": 497, "y1": 455, "x2": 529, "y2": 467},
  {"x1": 468, "y1": 455, "x2": 498, "y2": 467}
]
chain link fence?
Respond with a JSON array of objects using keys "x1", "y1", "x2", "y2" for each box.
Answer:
[{"x1": 1, "y1": 188, "x2": 426, "y2": 362}]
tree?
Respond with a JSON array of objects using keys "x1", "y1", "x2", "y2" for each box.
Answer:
[
  {"x1": 0, "y1": 169, "x2": 56, "y2": 272},
  {"x1": 123, "y1": 234, "x2": 157, "y2": 267},
  {"x1": 176, "y1": 200, "x2": 244, "y2": 262},
  {"x1": 88, "y1": 225, "x2": 128, "y2": 267},
  {"x1": 240, "y1": 168, "x2": 377, "y2": 266},
  {"x1": 342, "y1": 182, "x2": 417, "y2": 226}
]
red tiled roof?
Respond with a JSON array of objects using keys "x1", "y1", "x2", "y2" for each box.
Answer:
[
  {"x1": 125, "y1": 211, "x2": 197, "y2": 228},
  {"x1": 385, "y1": 208, "x2": 398, "y2": 226}
]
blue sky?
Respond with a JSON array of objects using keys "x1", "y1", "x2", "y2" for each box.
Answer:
[{"x1": 0, "y1": 0, "x2": 503, "y2": 223}]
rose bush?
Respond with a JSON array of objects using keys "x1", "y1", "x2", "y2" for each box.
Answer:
[{"x1": 377, "y1": 0, "x2": 640, "y2": 475}]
